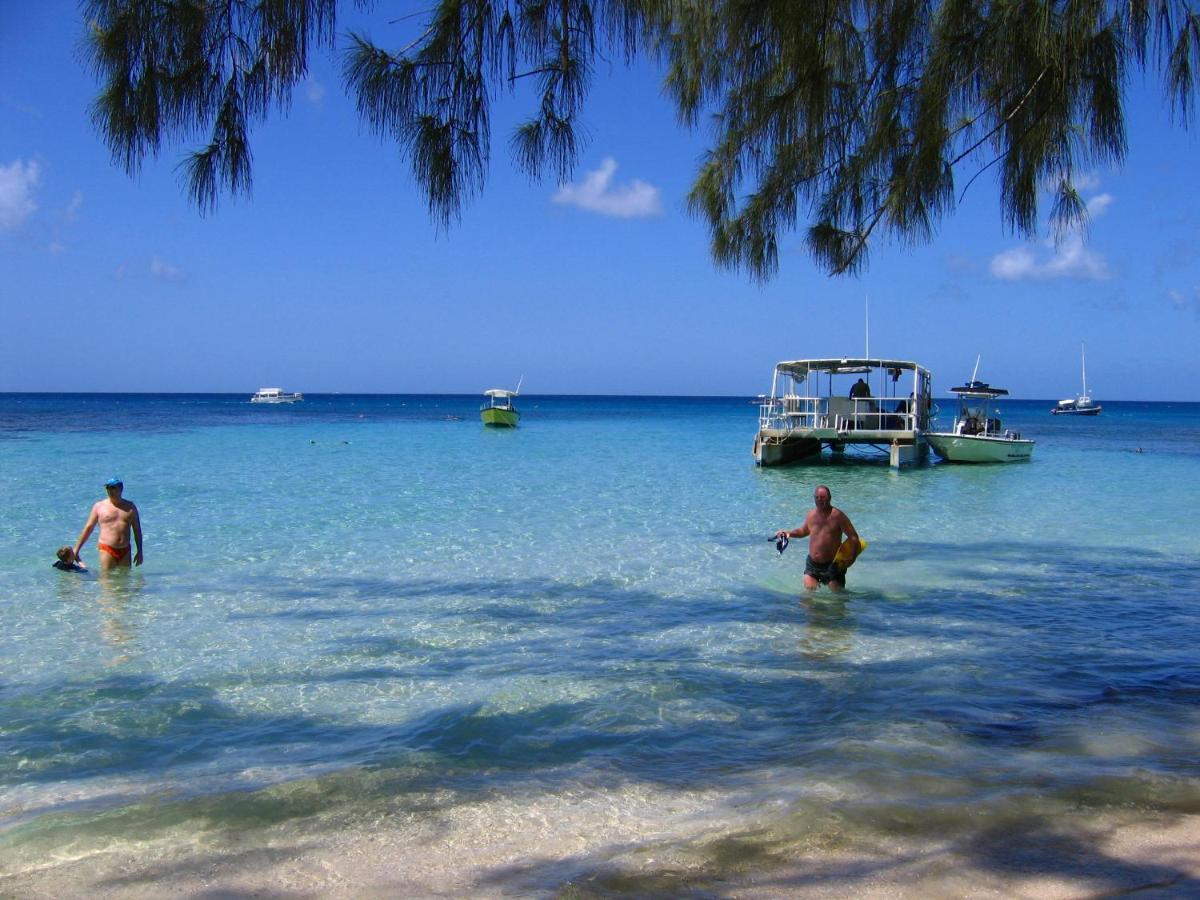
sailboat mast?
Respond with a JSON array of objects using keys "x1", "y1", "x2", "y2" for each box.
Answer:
[{"x1": 1080, "y1": 343, "x2": 1087, "y2": 396}]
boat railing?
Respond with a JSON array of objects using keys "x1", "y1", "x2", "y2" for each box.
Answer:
[
  {"x1": 758, "y1": 394, "x2": 823, "y2": 431},
  {"x1": 759, "y1": 395, "x2": 917, "y2": 433}
]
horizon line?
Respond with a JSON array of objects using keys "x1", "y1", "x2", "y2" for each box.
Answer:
[{"x1": 0, "y1": 391, "x2": 1190, "y2": 403}]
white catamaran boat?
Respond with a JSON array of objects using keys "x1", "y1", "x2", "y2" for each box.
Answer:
[
  {"x1": 927, "y1": 359, "x2": 1034, "y2": 463},
  {"x1": 753, "y1": 358, "x2": 934, "y2": 468},
  {"x1": 1052, "y1": 343, "x2": 1102, "y2": 415},
  {"x1": 250, "y1": 388, "x2": 303, "y2": 404}
]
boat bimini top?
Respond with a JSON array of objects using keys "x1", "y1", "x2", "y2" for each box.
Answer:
[
  {"x1": 772, "y1": 358, "x2": 931, "y2": 381},
  {"x1": 946, "y1": 380, "x2": 1009, "y2": 399}
]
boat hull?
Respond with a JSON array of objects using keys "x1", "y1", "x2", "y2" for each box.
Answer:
[
  {"x1": 481, "y1": 407, "x2": 519, "y2": 427},
  {"x1": 927, "y1": 432, "x2": 1034, "y2": 463},
  {"x1": 1051, "y1": 405, "x2": 1102, "y2": 415},
  {"x1": 753, "y1": 435, "x2": 822, "y2": 466}
]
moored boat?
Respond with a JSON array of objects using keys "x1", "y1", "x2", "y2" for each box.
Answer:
[
  {"x1": 250, "y1": 387, "x2": 303, "y2": 403},
  {"x1": 1052, "y1": 396, "x2": 1102, "y2": 415},
  {"x1": 927, "y1": 360, "x2": 1033, "y2": 463},
  {"x1": 753, "y1": 358, "x2": 934, "y2": 468},
  {"x1": 480, "y1": 388, "x2": 519, "y2": 427},
  {"x1": 1052, "y1": 343, "x2": 1102, "y2": 415}
]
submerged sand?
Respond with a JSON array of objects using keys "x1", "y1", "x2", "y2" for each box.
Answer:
[{"x1": 3, "y1": 789, "x2": 1197, "y2": 898}]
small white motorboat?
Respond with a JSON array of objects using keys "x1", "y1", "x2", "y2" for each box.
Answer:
[{"x1": 927, "y1": 359, "x2": 1033, "y2": 463}]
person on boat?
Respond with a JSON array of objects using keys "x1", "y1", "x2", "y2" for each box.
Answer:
[
  {"x1": 774, "y1": 485, "x2": 861, "y2": 591},
  {"x1": 849, "y1": 378, "x2": 871, "y2": 399},
  {"x1": 73, "y1": 477, "x2": 143, "y2": 571}
]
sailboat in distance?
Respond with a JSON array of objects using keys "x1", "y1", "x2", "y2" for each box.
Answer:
[{"x1": 1052, "y1": 343, "x2": 1102, "y2": 416}]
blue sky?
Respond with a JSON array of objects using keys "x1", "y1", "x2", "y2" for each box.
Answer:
[{"x1": 2, "y1": 3, "x2": 1198, "y2": 399}]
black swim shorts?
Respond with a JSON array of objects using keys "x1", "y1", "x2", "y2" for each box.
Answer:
[{"x1": 805, "y1": 555, "x2": 842, "y2": 584}]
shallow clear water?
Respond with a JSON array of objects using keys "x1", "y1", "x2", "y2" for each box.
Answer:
[{"x1": 2, "y1": 394, "x2": 1198, "y2": 881}]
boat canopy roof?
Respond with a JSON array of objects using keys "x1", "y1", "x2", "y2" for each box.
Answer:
[
  {"x1": 483, "y1": 388, "x2": 518, "y2": 398},
  {"x1": 774, "y1": 358, "x2": 931, "y2": 380},
  {"x1": 948, "y1": 380, "x2": 1009, "y2": 398}
]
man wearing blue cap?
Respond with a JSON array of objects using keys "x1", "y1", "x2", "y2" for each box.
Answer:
[{"x1": 73, "y1": 477, "x2": 143, "y2": 570}]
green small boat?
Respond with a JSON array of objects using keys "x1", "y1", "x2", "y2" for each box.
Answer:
[{"x1": 480, "y1": 388, "x2": 520, "y2": 427}]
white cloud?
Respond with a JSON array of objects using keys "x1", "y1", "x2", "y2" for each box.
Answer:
[
  {"x1": 305, "y1": 78, "x2": 327, "y2": 106},
  {"x1": 66, "y1": 189, "x2": 84, "y2": 221},
  {"x1": 989, "y1": 233, "x2": 1110, "y2": 282},
  {"x1": 1086, "y1": 192, "x2": 1113, "y2": 217},
  {"x1": 988, "y1": 191, "x2": 1114, "y2": 282},
  {"x1": 1073, "y1": 171, "x2": 1102, "y2": 192},
  {"x1": 0, "y1": 158, "x2": 40, "y2": 231},
  {"x1": 150, "y1": 256, "x2": 184, "y2": 282},
  {"x1": 989, "y1": 246, "x2": 1038, "y2": 280},
  {"x1": 552, "y1": 157, "x2": 662, "y2": 218}
]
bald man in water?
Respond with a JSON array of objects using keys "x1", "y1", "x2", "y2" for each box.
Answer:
[
  {"x1": 74, "y1": 477, "x2": 143, "y2": 571},
  {"x1": 775, "y1": 484, "x2": 860, "y2": 591}
]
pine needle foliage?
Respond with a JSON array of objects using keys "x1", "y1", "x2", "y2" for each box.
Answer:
[
  {"x1": 84, "y1": 0, "x2": 1200, "y2": 277},
  {"x1": 666, "y1": 0, "x2": 1199, "y2": 277},
  {"x1": 84, "y1": 0, "x2": 339, "y2": 212}
]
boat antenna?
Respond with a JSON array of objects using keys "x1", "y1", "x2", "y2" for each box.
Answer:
[
  {"x1": 864, "y1": 295, "x2": 870, "y2": 361},
  {"x1": 515, "y1": 374, "x2": 524, "y2": 396},
  {"x1": 971, "y1": 354, "x2": 981, "y2": 385},
  {"x1": 1080, "y1": 342, "x2": 1087, "y2": 397}
]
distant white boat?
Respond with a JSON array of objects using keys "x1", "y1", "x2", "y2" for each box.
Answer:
[
  {"x1": 1052, "y1": 344, "x2": 1102, "y2": 416},
  {"x1": 250, "y1": 388, "x2": 303, "y2": 404}
]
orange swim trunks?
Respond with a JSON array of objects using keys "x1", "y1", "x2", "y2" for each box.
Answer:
[{"x1": 98, "y1": 542, "x2": 131, "y2": 561}]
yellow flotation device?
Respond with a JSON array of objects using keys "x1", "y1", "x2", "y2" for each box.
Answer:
[{"x1": 832, "y1": 537, "x2": 867, "y2": 572}]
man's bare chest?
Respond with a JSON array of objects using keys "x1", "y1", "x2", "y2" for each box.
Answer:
[{"x1": 99, "y1": 504, "x2": 132, "y2": 526}]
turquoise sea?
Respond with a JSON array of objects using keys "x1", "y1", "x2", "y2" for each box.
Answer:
[{"x1": 2, "y1": 393, "x2": 1199, "y2": 894}]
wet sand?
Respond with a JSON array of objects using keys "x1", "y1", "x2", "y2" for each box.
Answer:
[{"x1": 3, "y1": 801, "x2": 1197, "y2": 898}]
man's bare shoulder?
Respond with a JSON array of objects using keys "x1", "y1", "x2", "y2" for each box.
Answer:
[{"x1": 833, "y1": 507, "x2": 857, "y2": 529}]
